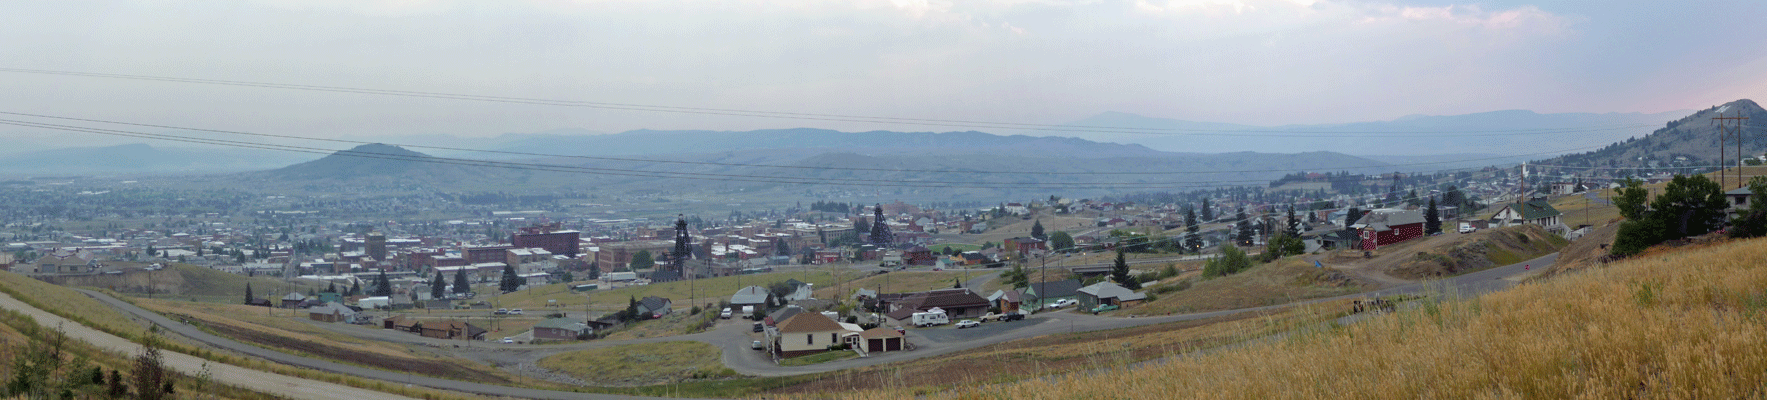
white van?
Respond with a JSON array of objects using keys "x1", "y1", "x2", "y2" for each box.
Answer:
[{"x1": 911, "y1": 311, "x2": 950, "y2": 327}]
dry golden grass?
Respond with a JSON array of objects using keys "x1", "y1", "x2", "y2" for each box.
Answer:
[
  {"x1": 1127, "y1": 258, "x2": 1366, "y2": 315},
  {"x1": 816, "y1": 271, "x2": 969, "y2": 299},
  {"x1": 818, "y1": 236, "x2": 1767, "y2": 399},
  {"x1": 0, "y1": 270, "x2": 147, "y2": 339},
  {"x1": 537, "y1": 341, "x2": 729, "y2": 387},
  {"x1": 136, "y1": 298, "x2": 530, "y2": 385}
]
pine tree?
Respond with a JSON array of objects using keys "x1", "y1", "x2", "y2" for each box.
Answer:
[
  {"x1": 1235, "y1": 208, "x2": 1253, "y2": 246},
  {"x1": 431, "y1": 270, "x2": 447, "y2": 299},
  {"x1": 499, "y1": 264, "x2": 524, "y2": 293},
  {"x1": 1109, "y1": 249, "x2": 1140, "y2": 290},
  {"x1": 373, "y1": 270, "x2": 392, "y2": 296},
  {"x1": 348, "y1": 280, "x2": 360, "y2": 297},
  {"x1": 1030, "y1": 220, "x2": 1047, "y2": 241},
  {"x1": 1200, "y1": 200, "x2": 1213, "y2": 222},
  {"x1": 244, "y1": 282, "x2": 254, "y2": 305},
  {"x1": 326, "y1": 282, "x2": 337, "y2": 294},
  {"x1": 1425, "y1": 197, "x2": 1442, "y2": 235},
  {"x1": 1285, "y1": 205, "x2": 1300, "y2": 237},
  {"x1": 1184, "y1": 207, "x2": 1201, "y2": 253},
  {"x1": 453, "y1": 269, "x2": 470, "y2": 294}
]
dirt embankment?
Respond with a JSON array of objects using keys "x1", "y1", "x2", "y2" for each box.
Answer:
[
  {"x1": 1389, "y1": 225, "x2": 1566, "y2": 279},
  {"x1": 37, "y1": 269, "x2": 190, "y2": 295}
]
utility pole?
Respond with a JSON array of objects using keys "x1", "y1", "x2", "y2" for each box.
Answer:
[{"x1": 1715, "y1": 111, "x2": 1751, "y2": 189}]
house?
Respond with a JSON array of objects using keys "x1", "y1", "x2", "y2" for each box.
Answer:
[
  {"x1": 1354, "y1": 208, "x2": 1425, "y2": 251},
  {"x1": 959, "y1": 252, "x2": 989, "y2": 266},
  {"x1": 280, "y1": 292, "x2": 308, "y2": 308},
  {"x1": 245, "y1": 298, "x2": 273, "y2": 307},
  {"x1": 1076, "y1": 282, "x2": 1147, "y2": 310},
  {"x1": 382, "y1": 315, "x2": 418, "y2": 331},
  {"x1": 531, "y1": 318, "x2": 592, "y2": 341},
  {"x1": 730, "y1": 286, "x2": 772, "y2": 309},
  {"x1": 1001, "y1": 237, "x2": 1046, "y2": 261},
  {"x1": 1488, "y1": 200, "x2": 1564, "y2": 232},
  {"x1": 1023, "y1": 279, "x2": 1083, "y2": 309},
  {"x1": 773, "y1": 312, "x2": 858, "y2": 358},
  {"x1": 418, "y1": 320, "x2": 487, "y2": 341},
  {"x1": 858, "y1": 326, "x2": 905, "y2": 353},
  {"x1": 1726, "y1": 187, "x2": 1756, "y2": 220},
  {"x1": 636, "y1": 296, "x2": 672, "y2": 319},
  {"x1": 903, "y1": 246, "x2": 937, "y2": 266},
  {"x1": 764, "y1": 305, "x2": 808, "y2": 328},
  {"x1": 986, "y1": 289, "x2": 1024, "y2": 314},
  {"x1": 882, "y1": 288, "x2": 991, "y2": 320},
  {"x1": 307, "y1": 302, "x2": 357, "y2": 323},
  {"x1": 780, "y1": 279, "x2": 814, "y2": 302}
]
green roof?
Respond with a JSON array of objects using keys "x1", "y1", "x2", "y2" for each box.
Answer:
[{"x1": 1519, "y1": 200, "x2": 1562, "y2": 220}]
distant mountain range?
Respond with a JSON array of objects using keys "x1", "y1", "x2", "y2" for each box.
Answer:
[
  {"x1": 230, "y1": 137, "x2": 1391, "y2": 199},
  {"x1": 0, "y1": 143, "x2": 313, "y2": 176},
  {"x1": 1053, "y1": 109, "x2": 1691, "y2": 155}
]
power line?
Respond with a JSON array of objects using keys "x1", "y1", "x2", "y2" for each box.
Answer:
[{"x1": 0, "y1": 67, "x2": 1663, "y2": 137}]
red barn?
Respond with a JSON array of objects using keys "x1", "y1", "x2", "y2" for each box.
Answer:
[{"x1": 1355, "y1": 209, "x2": 1425, "y2": 251}]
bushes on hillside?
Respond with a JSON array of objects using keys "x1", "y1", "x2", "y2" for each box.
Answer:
[
  {"x1": 1203, "y1": 245, "x2": 1253, "y2": 278},
  {"x1": 1609, "y1": 174, "x2": 1729, "y2": 257}
]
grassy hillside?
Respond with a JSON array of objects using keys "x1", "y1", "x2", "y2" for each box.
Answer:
[
  {"x1": 1389, "y1": 225, "x2": 1566, "y2": 279},
  {"x1": 1126, "y1": 258, "x2": 1367, "y2": 315},
  {"x1": 817, "y1": 236, "x2": 1767, "y2": 399}
]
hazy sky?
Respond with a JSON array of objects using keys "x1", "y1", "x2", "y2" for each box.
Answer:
[{"x1": 1, "y1": 0, "x2": 1762, "y2": 147}]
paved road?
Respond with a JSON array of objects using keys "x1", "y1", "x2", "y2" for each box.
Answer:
[
  {"x1": 0, "y1": 291, "x2": 420, "y2": 400},
  {"x1": 69, "y1": 252, "x2": 1557, "y2": 398}
]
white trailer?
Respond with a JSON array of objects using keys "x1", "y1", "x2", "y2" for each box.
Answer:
[{"x1": 911, "y1": 311, "x2": 950, "y2": 327}]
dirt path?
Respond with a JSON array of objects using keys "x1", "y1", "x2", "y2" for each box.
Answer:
[{"x1": 0, "y1": 291, "x2": 420, "y2": 400}]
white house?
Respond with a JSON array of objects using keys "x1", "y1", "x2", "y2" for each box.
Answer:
[{"x1": 772, "y1": 312, "x2": 859, "y2": 358}]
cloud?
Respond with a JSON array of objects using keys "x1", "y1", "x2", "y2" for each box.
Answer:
[{"x1": 1370, "y1": 4, "x2": 1570, "y2": 33}]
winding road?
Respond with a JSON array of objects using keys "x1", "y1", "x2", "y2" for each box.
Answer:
[{"x1": 33, "y1": 252, "x2": 1555, "y2": 399}]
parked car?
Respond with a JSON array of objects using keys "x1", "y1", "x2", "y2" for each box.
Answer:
[
  {"x1": 1047, "y1": 299, "x2": 1076, "y2": 309},
  {"x1": 1091, "y1": 304, "x2": 1120, "y2": 313},
  {"x1": 955, "y1": 319, "x2": 980, "y2": 329},
  {"x1": 510, "y1": 309, "x2": 523, "y2": 315},
  {"x1": 751, "y1": 340, "x2": 764, "y2": 350},
  {"x1": 720, "y1": 307, "x2": 733, "y2": 319},
  {"x1": 501, "y1": 337, "x2": 514, "y2": 344},
  {"x1": 495, "y1": 308, "x2": 509, "y2": 315},
  {"x1": 998, "y1": 312, "x2": 1026, "y2": 322},
  {"x1": 752, "y1": 322, "x2": 765, "y2": 332}
]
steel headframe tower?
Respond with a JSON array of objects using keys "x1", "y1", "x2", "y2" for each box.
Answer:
[{"x1": 672, "y1": 214, "x2": 691, "y2": 276}]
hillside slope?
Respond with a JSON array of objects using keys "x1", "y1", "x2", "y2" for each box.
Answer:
[
  {"x1": 822, "y1": 236, "x2": 1767, "y2": 399},
  {"x1": 1536, "y1": 99, "x2": 1767, "y2": 171}
]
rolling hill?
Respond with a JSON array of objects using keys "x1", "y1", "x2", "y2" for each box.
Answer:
[{"x1": 1534, "y1": 99, "x2": 1767, "y2": 172}]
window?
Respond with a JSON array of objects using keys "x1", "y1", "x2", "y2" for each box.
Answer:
[{"x1": 806, "y1": 334, "x2": 813, "y2": 345}]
